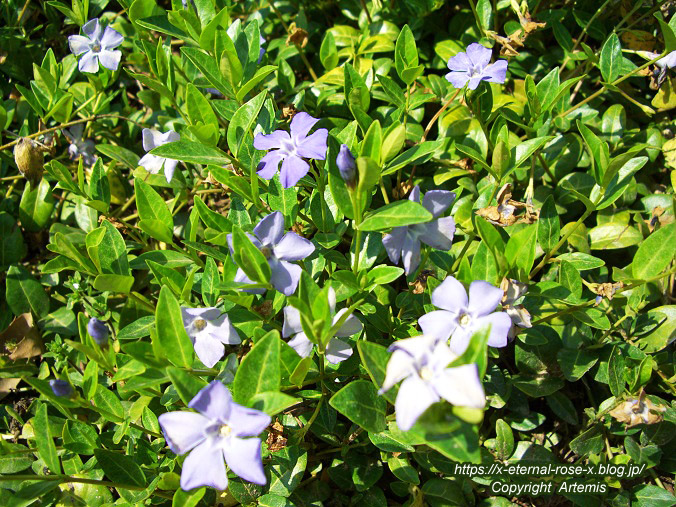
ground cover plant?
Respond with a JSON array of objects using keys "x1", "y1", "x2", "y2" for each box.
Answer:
[{"x1": 0, "y1": 0, "x2": 675, "y2": 505}]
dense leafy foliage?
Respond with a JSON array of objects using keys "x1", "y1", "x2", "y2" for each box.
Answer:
[{"x1": 1, "y1": 0, "x2": 675, "y2": 506}]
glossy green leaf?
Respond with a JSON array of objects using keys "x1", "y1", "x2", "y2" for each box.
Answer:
[{"x1": 155, "y1": 286, "x2": 194, "y2": 368}]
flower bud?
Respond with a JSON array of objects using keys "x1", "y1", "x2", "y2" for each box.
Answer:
[
  {"x1": 13, "y1": 138, "x2": 44, "y2": 189},
  {"x1": 87, "y1": 317, "x2": 109, "y2": 345},
  {"x1": 336, "y1": 144, "x2": 356, "y2": 187},
  {"x1": 49, "y1": 379, "x2": 73, "y2": 398}
]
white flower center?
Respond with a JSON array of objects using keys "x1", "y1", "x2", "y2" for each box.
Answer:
[
  {"x1": 468, "y1": 65, "x2": 482, "y2": 78},
  {"x1": 91, "y1": 42, "x2": 102, "y2": 53},
  {"x1": 281, "y1": 140, "x2": 297, "y2": 157},
  {"x1": 261, "y1": 246, "x2": 272, "y2": 259},
  {"x1": 458, "y1": 312, "x2": 471, "y2": 327},
  {"x1": 218, "y1": 424, "x2": 232, "y2": 438},
  {"x1": 419, "y1": 366, "x2": 433, "y2": 381},
  {"x1": 193, "y1": 318, "x2": 207, "y2": 331}
]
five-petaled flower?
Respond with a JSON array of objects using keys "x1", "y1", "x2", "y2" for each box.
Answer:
[
  {"x1": 68, "y1": 18, "x2": 123, "y2": 73},
  {"x1": 138, "y1": 128, "x2": 181, "y2": 183},
  {"x1": 63, "y1": 124, "x2": 97, "y2": 167},
  {"x1": 379, "y1": 335, "x2": 485, "y2": 431},
  {"x1": 283, "y1": 287, "x2": 363, "y2": 363},
  {"x1": 418, "y1": 276, "x2": 511, "y2": 355},
  {"x1": 158, "y1": 381, "x2": 270, "y2": 491},
  {"x1": 253, "y1": 112, "x2": 328, "y2": 188},
  {"x1": 227, "y1": 211, "x2": 315, "y2": 296},
  {"x1": 181, "y1": 308, "x2": 241, "y2": 368},
  {"x1": 383, "y1": 186, "x2": 456, "y2": 275},
  {"x1": 445, "y1": 43, "x2": 508, "y2": 90}
]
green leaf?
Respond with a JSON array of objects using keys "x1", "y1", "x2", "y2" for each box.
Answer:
[
  {"x1": 33, "y1": 403, "x2": 61, "y2": 474},
  {"x1": 93, "y1": 274, "x2": 135, "y2": 293},
  {"x1": 505, "y1": 226, "x2": 537, "y2": 275},
  {"x1": 181, "y1": 47, "x2": 234, "y2": 99},
  {"x1": 608, "y1": 346, "x2": 625, "y2": 397},
  {"x1": 557, "y1": 348, "x2": 598, "y2": 382},
  {"x1": 395, "y1": 25, "x2": 419, "y2": 85},
  {"x1": 150, "y1": 139, "x2": 231, "y2": 166},
  {"x1": 329, "y1": 380, "x2": 387, "y2": 433},
  {"x1": 233, "y1": 330, "x2": 281, "y2": 405},
  {"x1": 89, "y1": 158, "x2": 110, "y2": 210},
  {"x1": 227, "y1": 91, "x2": 267, "y2": 158},
  {"x1": 94, "y1": 449, "x2": 146, "y2": 487},
  {"x1": 86, "y1": 221, "x2": 130, "y2": 275},
  {"x1": 358, "y1": 200, "x2": 433, "y2": 231},
  {"x1": 155, "y1": 286, "x2": 194, "y2": 368},
  {"x1": 209, "y1": 165, "x2": 254, "y2": 203},
  {"x1": 96, "y1": 143, "x2": 141, "y2": 170},
  {"x1": 366, "y1": 266, "x2": 404, "y2": 285},
  {"x1": 382, "y1": 141, "x2": 443, "y2": 176},
  {"x1": 186, "y1": 83, "x2": 218, "y2": 128},
  {"x1": 632, "y1": 484, "x2": 676, "y2": 507},
  {"x1": 93, "y1": 388, "x2": 125, "y2": 420},
  {"x1": 134, "y1": 178, "x2": 174, "y2": 240},
  {"x1": 589, "y1": 223, "x2": 642, "y2": 250},
  {"x1": 320, "y1": 31, "x2": 338, "y2": 70},
  {"x1": 19, "y1": 179, "x2": 55, "y2": 232},
  {"x1": 495, "y1": 418, "x2": 514, "y2": 460},
  {"x1": 267, "y1": 174, "x2": 298, "y2": 227},
  {"x1": 250, "y1": 391, "x2": 298, "y2": 417},
  {"x1": 632, "y1": 223, "x2": 676, "y2": 280},
  {"x1": 6, "y1": 265, "x2": 49, "y2": 317},
  {"x1": 470, "y1": 241, "x2": 499, "y2": 285},
  {"x1": 231, "y1": 226, "x2": 271, "y2": 284},
  {"x1": 555, "y1": 253, "x2": 605, "y2": 271},
  {"x1": 167, "y1": 367, "x2": 207, "y2": 405},
  {"x1": 577, "y1": 120, "x2": 610, "y2": 185},
  {"x1": 360, "y1": 120, "x2": 382, "y2": 164}
]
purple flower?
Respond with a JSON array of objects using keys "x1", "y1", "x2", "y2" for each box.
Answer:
[
  {"x1": 138, "y1": 128, "x2": 180, "y2": 183},
  {"x1": 282, "y1": 288, "x2": 362, "y2": 363},
  {"x1": 87, "y1": 317, "x2": 109, "y2": 345},
  {"x1": 50, "y1": 379, "x2": 74, "y2": 398},
  {"x1": 382, "y1": 186, "x2": 456, "y2": 275},
  {"x1": 379, "y1": 335, "x2": 485, "y2": 431},
  {"x1": 253, "y1": 112, "x2": 328, "y2": 188},
  {"x1": 336, "y1": 144, "x2": 356, "y2": 187},
  {"x1": 158, "y1": 381, "x2": 270, "y2": 491},
  {"x1": 445, "y1": 43, "x2": 508, "y2": 90},
  {"x1": 418, "y1": 276, "x2": 511, "y2": 355},
  {"x1": 227, "y1": 211, "x2": 315, "y2": 296},
  {"x1": 181, "y1": 308, "x2": 241, "y2": 368},
  {"x1": 68, "y1": 18, "x2": 123, "y2": 73},
  {"x1": 63, "y1": 124, "x2": 96, "y2": 167}
]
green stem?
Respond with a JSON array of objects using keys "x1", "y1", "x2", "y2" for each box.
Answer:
[
  {"x1": 351, "y1": 191, "x2": 363, "y2": 276},
  {"x1": 451, "y1": 234, "x2": 476, "y2": 273},
  {"x1": 467, "y1": 0, "x2": 486, "y2": 36}
]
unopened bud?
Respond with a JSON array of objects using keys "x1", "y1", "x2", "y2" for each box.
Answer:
[
  {"x1": 49, "y1": 379, "x2": 74, "y2": 398},
  {"x1": 14, "y1": 138, "x2": 44, "y2": 188},
  {"x1": 336, "y1": 144, "x2": 356, "y2": 187},
  {"x1": 87, "y1": 317, "x2": 109, "y2": 345}
]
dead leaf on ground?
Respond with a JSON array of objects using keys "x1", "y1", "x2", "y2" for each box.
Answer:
[{"x1": 0, "y1": 313, "x2": 45, "y2": 360}]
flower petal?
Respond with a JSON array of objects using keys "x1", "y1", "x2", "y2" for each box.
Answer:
[
  {"x1": 223, "y1": 437, "x2": 266, "y2": 485},
  {"x1": 182, "y1": 307, "x2": 222, "y2": 322},
  {"x1": 193, "y1": 333, "x2": 225, "y2": 368},
  {"x1": 296, "y1": 129, "x2": 328, "y2": 160},
  {"x1": 158, "y1": 411, "x2": 209, "y2": 455},
  {"x1": 253, "y1": 211, "x2": 285, "y2": 246},
  {"x1": 401, "y1": 233, "x2": 421, "y2": 275},
  {"x1": 333, "y1": 308, "x2": 363, "y2": 337},
  {"x1": 446, "y1": 51, "x2": 472, "y2": 72},
  {"x1": 180, "y1": 440, "x2": 228, "y2": 491},
  {"x1": 269, "y1": 259, "x2": 301, "y2": 296},
  {"x1": 448, "y1": 326, "x2": 473, "y2": 355},
  {"x1": 208, "y1": 315, "x2": 241, "y2": 345},
  {"x1": 467, "y1": 76, "x2": 483, "y2": 90},
  {"x1": 395, "y1": 376, "x2": 439, "y2": 431},
  {"x1": 138, "y1": 153, "x2": 164, "y2": 174},
  {"x1": 164, "y1": 158, "x2": 178, "y2": 183},
  {"x1": 227, "y1": 403, "x2": 271, "y2": 437},
  {"x1": 466, "y1": 43, "x2": 492, "y2": 68},
  {"x1": 325, "y1": 337, "x2": 353, "y2": 364},
  {"x1": 101, "y1": 26, "x2": 124, "y2": 49},
  {"x1": 482, "y1": 60, "x2": 508, "y2": 84},
  {"x1": 474, "y1": 312, "x2": 511, "y2": 348},
  {"x1": 428, "y1": 340, "x2": 458, "y2": 372},
  {"x1": 408, "y1": 185, "x2": 421, "y2": 203},
  {"x1": 253, "y1": 130, "x2": 290, "y2": 151},
  {"x1": 273, "y1": 232, "x2": 315, "y2": 261},
  {"x1": 433, "y1": 364, "x2": 485, "y2": 408},
  {"x1": 445, "y1": 70, "x2": 470, "y2": 89},
  {"x1": 468, "y1": 280, "x2": 503, "y2": 317},
  {"x1": 142, "y1": 128, "x2": 157, "y2": 151},
  {"x1": 380, "y1": 349, "x2": 414, "y2": 393},
  {"x1": 431, "y1": 276, "x2": 468, "y2": 312},
  {"x1": 287, "y1": 332, "x2": 314, "y2": 358},
  {"x1": 422, "y1": 190, "x2": 456, "y2": 218},
  {"x1": 78, "y1": 51, "x2": 99, "y2": 73},
  {"x1": 418, "y1": 310, "x2": 457, "y2": 342},
  {"x1": 256, "y1": 151, "x2": 285, "y2": 180},
  {"x1": 234, "y1": 269, "x2": 267, "y2": 294},
  {"x1": 388, "y1": 334, "x2": 437, "y2": 359},
  {"x1": 82, "y1": 19, "x2": 101, "y2": 40},
  {"x1": 282, "y1": 306, "x2": 303, "y2": 338},
  {"x1": 156, "y1": 130, "x2": 180, "y2": 145},
  {"x1": 68, "y1": 35, "x2": 91, "y2": 55},
  {"x1": 418, "y1": 216, "x2": 455, "y2": 251},
  {"x1": 290, "y1": 112, "x2": 320, "y2": 141},
  {"x1": 382, "y1": 227, "x2": 407, "y2": 265},
  {"x1": 188, "y1": 381, "x2": 233, "y2": 422},
  {"x1": 279, "y1": 154, "x2": 309, "y2": 188}
]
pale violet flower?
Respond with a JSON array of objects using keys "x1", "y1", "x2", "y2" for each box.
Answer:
[
  {"x1": 383, "y1": 186, "x2": 456, "y2": 275},
  {"x1": 336, "y1": 144, "x2": 356, "y2": 187},
  {"x1": 68, "y1": 18, "x2": 123, "y2": 73},
  {"x1": 379, "y1": 335, "x2": 485, "y2": 431},
  {"x1": 253, "y1": 112, "x2": 328, "y2": 188},
  {"x1": 158, "y1": 381, "x2": 270, "y2": 491},
  {"x1": 445, "y1": 43, "x2": 508, "y2": 90},
  {"x1": 226, "y1": 211, "x2": 315, "y2": 296},
  {"x1": 181, "y1": 308, "x2": 241, "y2": 368},
  {"x1": 138, "y1": 128, "x2": 180, "y2": 183},
  {"x1": 418, "y1": 276, "x2": 511, "y2": 355},
  {"x1": 283, "y1": 287, "x2": 362, "y2": 364},
  {"x1": 63, "y1": 124, "x2": 96, "y2": 167}
]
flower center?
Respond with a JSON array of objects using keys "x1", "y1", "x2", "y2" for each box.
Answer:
[
  {"x1": 91, "y1": 42, "x2": 101, "y2": 53},
  {"x1": 281, "y1": 140, "x2": 297, "y2": 156},
  {"x1": 261, "y1": 246, "x2": 272, "y2": 259},
  {"x1": 468, "y1": 65, "x2": 481, "y2": 78},
  {"x1": 193, "y1": 318, "x2": 207, "y2": 331},
  {"x1": 218, "y1": 424, "x2": 232, "y2": 438},
  {"x1": 458, "y1": 312, "x2": 471, "y2": 327},
  {"x1": 419, "y1": 366, "x2": 433, "y2": 381}
]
